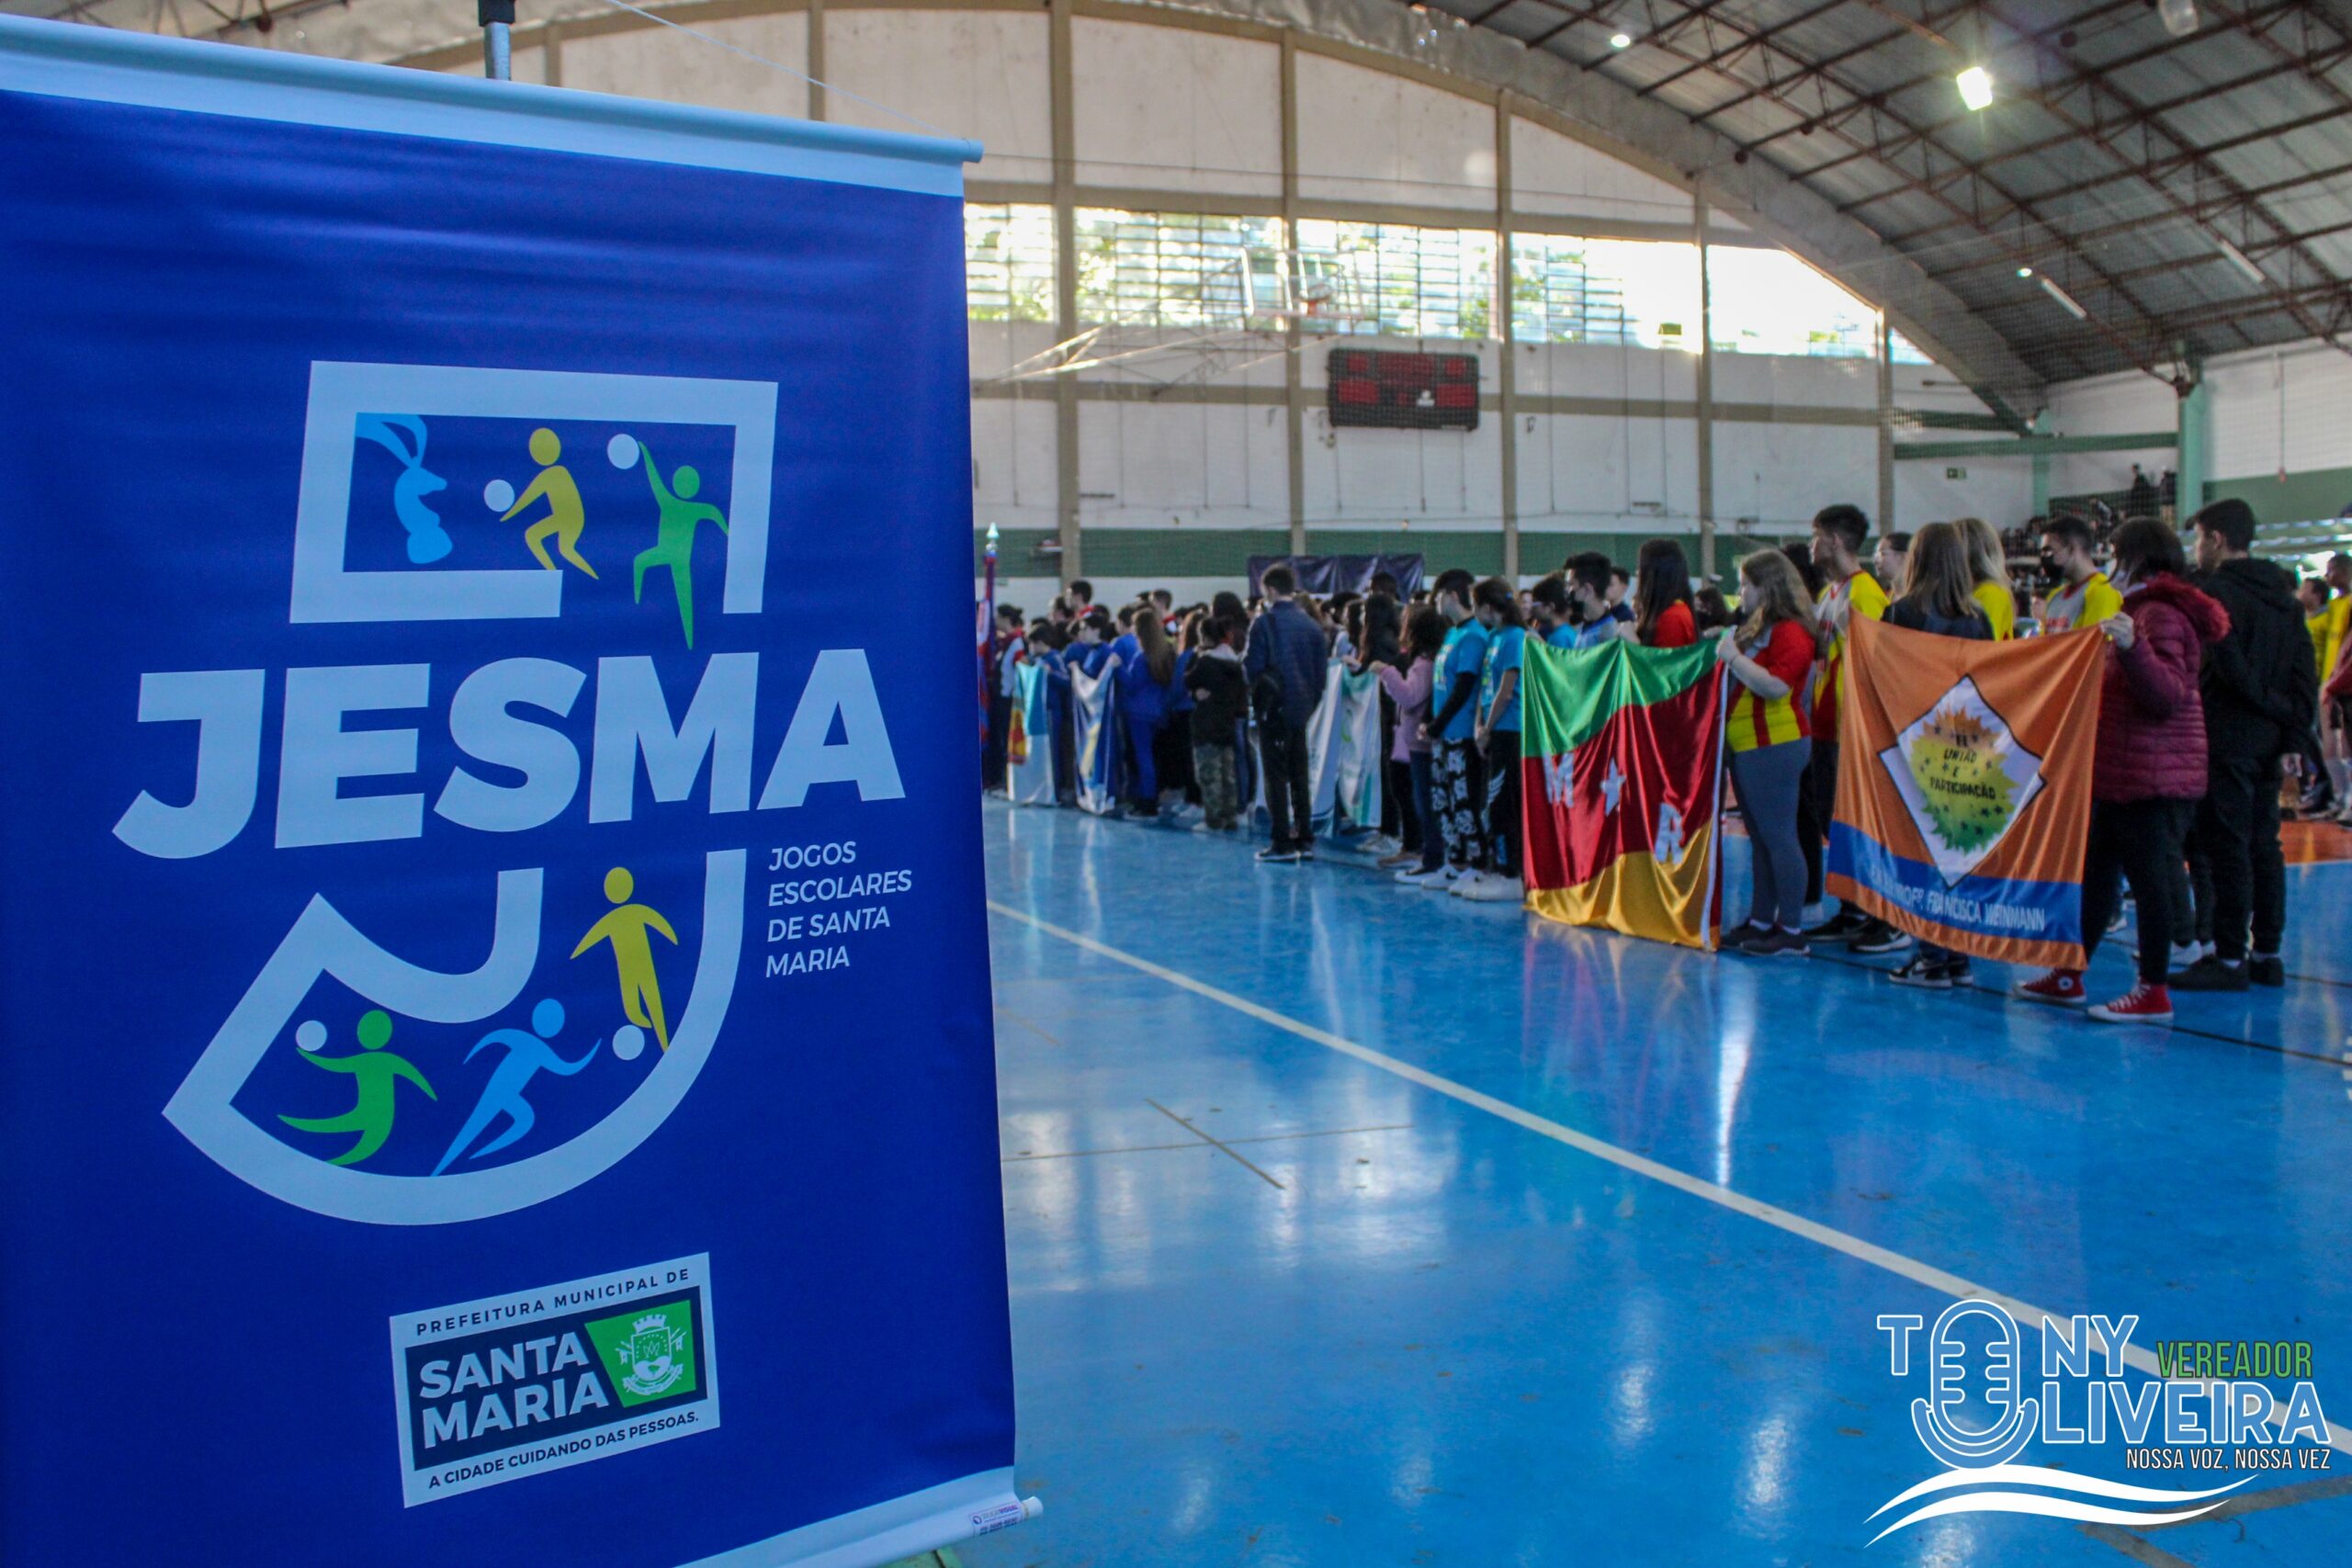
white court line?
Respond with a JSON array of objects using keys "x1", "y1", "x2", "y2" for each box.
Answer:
[{"x1": 988, "y1": 898, "x2": 2350, "y2": 1452}]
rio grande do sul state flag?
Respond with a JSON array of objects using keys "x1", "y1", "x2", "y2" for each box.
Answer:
[
  {"x1": 1828, "y1": 615, "x2": 2104, "y2": 968},
  {"x1": 1521, "y1": 637, "x2": 1727, "y2": 949}
]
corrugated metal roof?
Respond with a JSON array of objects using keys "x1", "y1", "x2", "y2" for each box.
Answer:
[{"x1": 1431, "y1": 0, "x2": 2352, "y2": 380}]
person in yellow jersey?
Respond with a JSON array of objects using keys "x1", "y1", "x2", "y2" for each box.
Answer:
[
  {"x1": 1958, "y1": 516, "x2": 2018, "y2": 639},
  {"x1": 2040, "y1": 514, "x2": 2124, "y2": 632},
  {"x1": 2289, "y1": 576, "x2": 2335, "y2": 815},
  {"x1": 1719, "y1": 549, "x2": 1820, "y2": 957},
  {"x1": 2324, "y1": 553, "x2": 2352, "y2": 811},
  {"x1": 1801, "y1": 503, "x2": 1894, "y2": 949}
]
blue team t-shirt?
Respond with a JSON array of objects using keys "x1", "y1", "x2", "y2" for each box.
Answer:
[
  {"x1": 1440, "y1": 622, "x2": 1490, "y2": 743},
  {"x1": 1480, "y1": 625, "x2": 1526, "y2": 732}
]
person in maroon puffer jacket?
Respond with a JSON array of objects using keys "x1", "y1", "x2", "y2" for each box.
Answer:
[{"x1": 2016, "y1": 519, "x2": 2229, "y2": 1024}]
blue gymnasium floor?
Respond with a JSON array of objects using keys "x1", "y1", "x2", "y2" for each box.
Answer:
[{"x1": 960, "y1": 801, "x2": 2352, "y2": 1568}]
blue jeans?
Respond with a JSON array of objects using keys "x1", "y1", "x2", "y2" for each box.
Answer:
[
  {"x1": 1408, "y1": 750, "x2": 1440, "y2": 870},
  {"x1": 1729, "y1": 738, "x2": 1811, "y2": 931}
]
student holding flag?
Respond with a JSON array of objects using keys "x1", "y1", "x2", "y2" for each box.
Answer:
[
  {"x1": 1877, "y1": 523, "x2": 1996, "y2": 990},
  {"x1": 2013, "y1": 520, "x2": 2229, "y2": 1022},
  {"x1": 1422, "y1": 570, "x2": 1491, "y2": 886},
  {"x1": 1801, "y1": 504, "x2": 1895, "y2": 951},
  {"x1": 1719, "y1": 550, "x2": 1820, "y2": 956},
  {"x1": 1464, "y1": 578, "x2": 1527, "y2": 902}
]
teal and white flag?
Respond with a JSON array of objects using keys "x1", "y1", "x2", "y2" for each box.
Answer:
[{"x1": 1007, "y1": 662, "x2": 1056, "y2": 806}]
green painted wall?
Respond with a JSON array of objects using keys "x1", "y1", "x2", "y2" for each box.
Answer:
[{"x1": 2203, "y1": 466, "x2": 2352, "y2": 527}]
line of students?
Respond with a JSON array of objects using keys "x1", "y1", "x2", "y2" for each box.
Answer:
[{"x1": 987, "y1": 495, "x2": 2318, "y2": 1027}]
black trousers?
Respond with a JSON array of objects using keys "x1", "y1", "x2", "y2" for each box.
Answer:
[
  {"x1": 1797, "y1": 739, "x2": 1839, "y2": 907},
  {"x1": 2080, "y1": 797, "x2": 2194, "y2": 986},
  {"x1": 1260, "y1": 713, "x2": 1316, "y2": 850},
  {"x1": 2193, "y1": 753, "x2": 2286, "y2": 961}
]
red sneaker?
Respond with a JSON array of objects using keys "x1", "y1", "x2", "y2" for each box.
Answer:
[
  {"x1": 2087, "y1": 983, "x2": 2174, "y2": 1024},
  {"x1": 2011, "y1": 968, "x2": 2086, "y2": 1006}
]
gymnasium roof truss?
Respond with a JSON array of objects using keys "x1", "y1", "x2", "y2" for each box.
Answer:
[
  {"x1": 16, "y1": 0, "x2": 2352, "y2": 391},
  {"x1": 1420, "y1": 0, "x2": 2352, "y2": 382}
]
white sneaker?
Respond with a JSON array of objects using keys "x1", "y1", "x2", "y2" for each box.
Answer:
[
  {"x1": 1442, "y1": 864, "x2": 1470, "y2": 885},
  {"x1": 1450, "y1": 870, "x2": 1497, "y2": 897},
  {"x1": 1460, "y1": 872, "x2": 1524, "y2": 903},
  {"x1": 1361, "y1": 834, "x2": 1401, "y2": 858},
  {"x1": 1397, "y1": 864, "x2": 1447, "y2": 886}
]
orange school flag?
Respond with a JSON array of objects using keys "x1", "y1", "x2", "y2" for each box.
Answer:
[{"x1": 1826, "y1": 616, "x2": 2105, "y2": 969}]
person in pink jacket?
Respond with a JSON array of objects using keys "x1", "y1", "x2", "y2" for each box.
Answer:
[
  {"x1": 1371, "y1": 605, "x2": 1448, "y2": 886},
  {"x1": 2015, "y1": 519, "x2": 2230, "y2": 1023}
]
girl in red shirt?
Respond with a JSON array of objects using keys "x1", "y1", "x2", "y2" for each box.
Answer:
[{"x1": 1721, "y1": 549, "x2": 1819, "y2": 956}]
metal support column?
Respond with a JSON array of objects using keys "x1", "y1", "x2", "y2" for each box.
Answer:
[
  {"x1": 1694, "y1": 202, "x2": 1715, "y2": 579},
  {"x1": 2030, "y1": 409, "x2": 2052, "y2": 517},
  {"x1": 1282, "y1": 32, "x2": 1306, "y2": 558},
  {"x1": 1497, "y1": 96, "x2": 1519, "y2": 581},
  {"x1": 1877, "y1": 317, "x2": 1894, "y2": 538},
  {"x1": 2177, "y1": 362, "x2": 2210, "y2": 518},
  {"x1": 807, "y1": 0, "x2": 825, "y2": 120},
  {"x1": 1050, "y1": 0, "x2": 1080, "y2": 583}
]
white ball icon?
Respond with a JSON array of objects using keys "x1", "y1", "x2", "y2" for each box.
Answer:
[
  {"x1": 483, "y1": 478, "x2": 515, "y2": 512},
  {"x1": 295, "y1": 1020, "x2": 328, "y2": 1052},
  {"x1": 614, "y1": 1024, "x2": 647, "y2": 1062},
  {"x1": 607, "y1": 433, "x2": 640, "y2": 470}
]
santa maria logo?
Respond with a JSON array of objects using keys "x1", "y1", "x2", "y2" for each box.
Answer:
[
  {"x1": 1876, "y1": 675, "x2": 2045, "y2": 886},
  {"x1": 138, "y1": 365, "x2": 907, "y2": 1224},
  {"x1": 594, "y1": 1303, "x2": 696, "y2": 1403},
  {"x1": 391, "y1": 1254, "x2": 718, "y2": 1506}
]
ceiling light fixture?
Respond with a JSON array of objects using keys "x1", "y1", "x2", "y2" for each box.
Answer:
[
  {"x1": 2158, "y1": 0, "x2": 2200, "y2": 39},
  {"x1": 2017, "y1": 265, "x2": 2033, "y2": 277},
  {"x1": 2039, "y1": 276, "x2": 2088, "y2": 321},
  {"x1": 1956, "y1": 65, "x2": 1994, "y2": 112},
  {"x1": 1611, "y1": 31, "x2": 1633, "y2": 49},
  {"x1": 2216, "y1": 238, "x2": 2266, "y2": 284}
]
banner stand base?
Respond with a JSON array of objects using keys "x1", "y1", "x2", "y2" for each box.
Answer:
[{"x1": 683, "y1": 1469, "x2": 1041, "y2": 1568}]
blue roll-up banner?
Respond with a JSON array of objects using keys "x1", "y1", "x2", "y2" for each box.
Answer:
[{"x1": 0, "y1": 17, "x2": 1025, "y2": 1568}]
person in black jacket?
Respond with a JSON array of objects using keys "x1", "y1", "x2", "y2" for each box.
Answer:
[
  {"x1": 1185, "y1": 615, "x2": 1250, "y2": 833},
  {"x1": 2177, "y1": 500, "x2": 2316, "y2": 989}
]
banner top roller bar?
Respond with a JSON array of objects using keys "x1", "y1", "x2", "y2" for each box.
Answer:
[{"x1": 0, "y1": 13, "x2": 982, "y2": 195}]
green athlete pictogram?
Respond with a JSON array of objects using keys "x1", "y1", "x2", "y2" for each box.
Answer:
[
  {"x1": 278, "y1": 1009, "x2": 436, "y2": 1168},
  {"x1": 631, "y1": 445, "x2": 728, "y2": 648}
]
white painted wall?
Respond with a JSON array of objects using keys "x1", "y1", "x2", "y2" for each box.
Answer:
[
  {"x1": 825, "y1": 9, "x2": 1051, "y2": 185},
  {"x1": 425, "y1": 4, "x2": 2000, "y2": 583},
  {"x1": 2044, "y1": 368, "x2": 2174, "y2": 497},
  {"x1": 1894, "y1": 457, "x2": 2033, "y2": 530},
  {"x1": 1294, "y1": 53, "x2": 1496, "y2": 213},
  {"x1": 1071, "y1": 20, "x2": 1281, "y2": 196},
  {"x1": 560, "y1": 16, "x2": 808, "y2": 117},
  {"x1": 1509, "y1": 116, "x2": 1691, "y2": 229},
  {"x1": 2202, "y1": 340, "x2": 2352, "y2": 482}
]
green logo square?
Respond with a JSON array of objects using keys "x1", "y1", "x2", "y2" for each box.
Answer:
[{"x1": 585, "y1": 1301, "x2": 697, "y2": 1407}]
